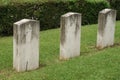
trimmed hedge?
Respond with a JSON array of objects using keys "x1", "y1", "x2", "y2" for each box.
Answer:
[
  {"x1": 108, "y1": 0, "x2": 120, "y2": 20},
  {"x1": 0, "y1": 0, "x2": 109, "y2": 36}
]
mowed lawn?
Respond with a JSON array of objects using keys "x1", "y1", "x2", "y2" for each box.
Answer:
[
  {"x1": 0, "y1": 21, "x2": 120, "y2": 80},
  {"x1": 0, "y1": 0, "x2": 63, "y2": 5},
  {"x1": 0, "y1": 0, "x2": 107, "y2": 5}
]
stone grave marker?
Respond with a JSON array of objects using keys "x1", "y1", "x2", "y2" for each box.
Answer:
[
  {"x1": 97, "y1": 9, "x2": 116, "y2": 49},
  {"x1": 13, "y1": 19, "x2": 40, "y2": 72},
  {"x1": 60, "y1": 12, "x2": 81, "y2": 60}
]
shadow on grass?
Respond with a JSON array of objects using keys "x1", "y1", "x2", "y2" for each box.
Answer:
[
  {"x1": 81, "y1": 42, "x2": 120, "y2": 56},
  {"x1": 39, "y1": 63, "x2": 47, "y2": 68}
]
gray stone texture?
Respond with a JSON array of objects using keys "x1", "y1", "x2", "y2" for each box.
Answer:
[
  {"x1": 60, "y1": 12, "x2": 81, "y2": 60},
  {"x1": 13, "y1": 19, "x2": 40, "y2": 72},
  {"x1": 97, "y1": 9, "x2": 116, "y2": 49}
]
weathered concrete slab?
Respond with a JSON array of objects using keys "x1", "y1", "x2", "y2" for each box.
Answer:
[
  {"x1": 97, "y1": 9, "x2": 116, "y2": 49},
  {"x1": 60, "y1": 12, "x2": 81, "y2": 60},
  {"x1": 13, "y1": 19, "x2": 40, "y2": 72}
]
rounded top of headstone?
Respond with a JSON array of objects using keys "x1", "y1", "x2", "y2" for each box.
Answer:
[
  {"x1": 14, "y1": 19, "x2": 37, "y2": 25},
  {"x1": 62, "y1": 12, "x2": 81, "y2": 17},
  {"x1": 100, "y1": 9, "x2": 113, "y2": 14}
]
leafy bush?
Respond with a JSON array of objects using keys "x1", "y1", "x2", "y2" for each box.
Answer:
[
  {"x1": 0, "y1": 0, "x2": 109, "y2": 36},
  {"x1": 108, "y1": 0, "x2": 120, "y2": 20}
]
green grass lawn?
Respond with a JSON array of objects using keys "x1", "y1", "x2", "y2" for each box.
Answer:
[
  {"x1": 0, "y1": 0, "x2": 107, "y2": 5},
  {"x1": 0, "y1": 0, "x2": 67, "y2": 5},
  {"x1": 0, "y1": 21, "x2": 120, "y2": 80}
]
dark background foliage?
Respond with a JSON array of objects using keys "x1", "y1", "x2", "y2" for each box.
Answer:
[
  {"x1": 107, "y1": 0, "x2": 120, "y2": 20},
  {"x1": 0, "y1": 0, "x2": 109, "y2": 36}
]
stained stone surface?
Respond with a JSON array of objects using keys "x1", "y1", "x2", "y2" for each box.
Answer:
[
  {"x1": 60, "y1": 12, "x2": 81, "y2": 60},
  {"x1": 13, "y1": 19, "x2": 40, "y2": 72},
  {"x1": 97, "y1": 9, "x2": 116, "y2": 49}
]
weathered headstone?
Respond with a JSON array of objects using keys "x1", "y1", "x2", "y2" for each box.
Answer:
[
  {"x1": 60, "y1": 12, "x2": 81, "y2": 60},
  {"x1": 13, "y1": 19, "x2": 40, "y2": 72},
  {"x1": 97, "y1": 9, "x2": 116, "y2": 49}
]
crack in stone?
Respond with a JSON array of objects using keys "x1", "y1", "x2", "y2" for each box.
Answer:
[{"x1": 26, "y1": 61, "x2": 28, "y2": 71}]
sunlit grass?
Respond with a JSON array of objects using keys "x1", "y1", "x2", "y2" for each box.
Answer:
[
  {"x1": 0, "y1": 0, "x2": 107, "y2": 5},
  {"x1": 0, "y1": 21, "x2": 120, "y2": 80}
]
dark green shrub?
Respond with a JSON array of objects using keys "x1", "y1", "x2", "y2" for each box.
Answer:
[
  {"x1": 108, "y1": 0, "x2": 120, "y2": 20},
  {"x1": 0, "y1": 0, "x2": 109, "y2": 36}
]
